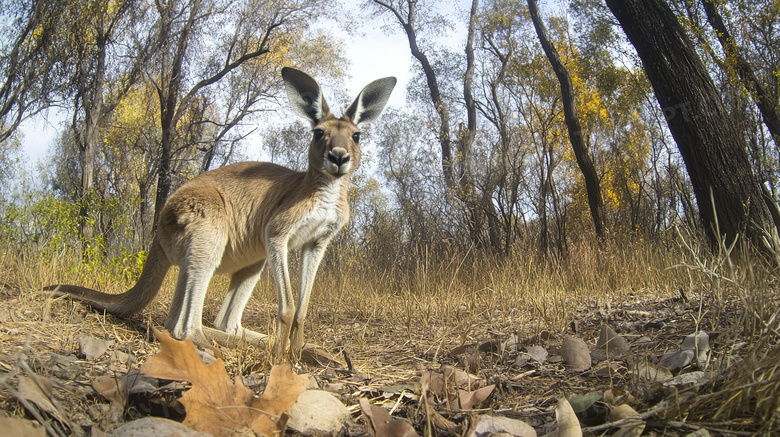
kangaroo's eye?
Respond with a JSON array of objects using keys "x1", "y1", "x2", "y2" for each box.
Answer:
[
  {"x1": 352, "y1": 132, "x2": 361, "y2": 143},
  {"x1": 312, "y1": 129, "x2": 324, "y2": 140}
]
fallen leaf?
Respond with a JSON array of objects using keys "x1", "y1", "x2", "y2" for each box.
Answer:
[
  {"x1": 457, "y1": 384, "x2": 495, "y2": 409},
  {"x1": 299, "y1": 345, "x2": 344, "y2": 368},
  {"x1": 502, "y1": 333, "x2": 520, "y2": 352},
  {"x1": 526, "y1": 345, "x2": 548, "y2": 363},
  {"x1": 422, "y1": 366, "x2": 488, "y2": 408},
  {"x1": 140, "y1": 328, "x2": 308, "y2": 437},
  {"x1": 79, "y1": 336, "x2": 114, "y2": 361},
  {"x1": 609, "y1": 404, "x2": 645, "y2": 437},
  {"x1": 634, "y1": 360, "x2": 673, "y2": 383},
  {"x1": 561, "y1": 336, "x2": 591, "y2": 371},
  {"x1": 595, "y1": 325, "x2": 631, "y2": 354},
  {"x1": 555, "y1": 397, "x2": 583, "y2": 437},
  {"x1": 444, "y1": 365, "x2": 483, "y2": 389},
  {"x1": 567, "y1": 392, "x2": 608, "y2": 426},
  {"x1": 468, "y1": 415, "x2": 537, "y2": 437},
  {"x1": 359, "y1": 397, "x2": 418, "y2": 437},
  {"x1": 17, "y1": 375, "x2": 75, "y2": 433},
  {"x1": 0, "y1": 417, "x2": 45, "y2": 437},
  {"x1": 514, "y1": 353, "x2": 531, "y2": 367}
]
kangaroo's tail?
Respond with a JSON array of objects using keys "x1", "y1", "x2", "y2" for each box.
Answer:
[{"x1": 45, "y1": 238, "x2": 171, "y2": 317}]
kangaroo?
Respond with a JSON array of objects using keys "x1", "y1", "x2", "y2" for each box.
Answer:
[{"x1": 47, "y1": 67, "x2": 396, "y2": 360}]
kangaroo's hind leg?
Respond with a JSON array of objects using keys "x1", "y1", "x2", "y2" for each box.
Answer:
[{"x1": 208, "y1": 260, "x2": 268, "y2": 347}]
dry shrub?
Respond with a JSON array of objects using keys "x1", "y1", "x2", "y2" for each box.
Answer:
[{"x1": 670, "y1": 225, "x2": 780, "y2": 429}]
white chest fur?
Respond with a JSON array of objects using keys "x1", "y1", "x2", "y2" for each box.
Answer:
[{"x1": 287, "y1": 178, "x2": 347, "y2": 248}]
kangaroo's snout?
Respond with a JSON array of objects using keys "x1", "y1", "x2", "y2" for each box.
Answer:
[{"x1": 328, "y1": 147, "x2": 350, "y2": 166}]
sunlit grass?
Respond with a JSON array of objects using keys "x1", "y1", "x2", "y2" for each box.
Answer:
[{"x1": 2, "y1": 230, "x2": 778, "y2": 428}]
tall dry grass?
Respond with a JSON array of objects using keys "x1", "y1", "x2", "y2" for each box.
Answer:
[{"x1": 2, "y1": 227, "x2": 779, "y2": 428}]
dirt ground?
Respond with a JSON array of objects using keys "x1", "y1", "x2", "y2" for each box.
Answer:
[{"x1": 0, "y1": 285, "x2": 769, "y2": 436}]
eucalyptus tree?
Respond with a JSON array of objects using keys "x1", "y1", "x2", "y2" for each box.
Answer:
[
  {"x1": 148, "y1": 0, "x2": 341, "y2": 234},
  {"x1": 605, "y1": 0, "x2": 775, "y2": 248},
  {"x1": 527, "y1": 0, "x2": 604, "y2": 241},
  {"x1": 0, "y1": 0, "x2": 66, "y2": 143},
  {"x1": 370, "y1": 0, "x2": 509, "y2": 250},
  {"x1": 65, "y1": 0, "x2": 155, "y2": 244}
]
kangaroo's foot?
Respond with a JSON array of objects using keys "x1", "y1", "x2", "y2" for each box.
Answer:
[{"x1": 202, "y1": 325, "x2": 268, "y2": 349}]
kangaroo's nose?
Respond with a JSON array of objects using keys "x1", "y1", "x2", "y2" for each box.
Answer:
[{"x1": 328, "y1": 147, "x2": 350, "y2": 166}]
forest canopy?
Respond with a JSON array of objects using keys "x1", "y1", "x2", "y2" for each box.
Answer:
[{"x1": 1, "y1": 0, "x2": 779, "y2": 261}]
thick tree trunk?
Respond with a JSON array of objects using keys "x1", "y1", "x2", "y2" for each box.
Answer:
[
  {"x1": 701, "y1": 0, "x2": 780, "y2": 146},
  {"x1": 527, "y1": 0, "x2": 605, "y2": 240},
  {"x1": 605, "y1": 0, "x2": 774, "y2": 247}
]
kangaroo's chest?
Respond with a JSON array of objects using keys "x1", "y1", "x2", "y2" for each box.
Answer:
[{"x1": 287, "y1": 181, "x2": 346, "y2": 248}]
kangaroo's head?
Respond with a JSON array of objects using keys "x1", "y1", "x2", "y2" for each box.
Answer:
[{"x1": 282, "y1": 67, "x2": 396, "y2": 178}]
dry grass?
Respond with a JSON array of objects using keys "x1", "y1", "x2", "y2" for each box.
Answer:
[{"x1": 1, "y1": 232, "x2": 778, "y2": 434}]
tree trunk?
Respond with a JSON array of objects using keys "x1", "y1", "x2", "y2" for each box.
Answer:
[
  {"x1": 527, "y1": 0, "x2": 605, "y2": 240},
  {"x1": 605, "y1": 0, "x2": 774, "y2": 247},
  {"x1": 701, "y1": 0, "x2": 780, "y2": 147},
  {"x1": 74, "y1": 33, "x2": 108, "y2": 245},
  {"x1": 373, "y1": 0, "x2": 455, "y2": 187}
]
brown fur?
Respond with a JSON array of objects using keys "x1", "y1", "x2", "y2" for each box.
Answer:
[{"x1": 47, "y1": 68, "x2": 396, "y2": 360}]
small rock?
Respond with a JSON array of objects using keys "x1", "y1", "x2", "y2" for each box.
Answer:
[
  {"x1": 287, "y1": 390, "x2": 350, "y2": 435},
  {"x1": 111, "y1": 417, "x2": 210, "y2": 437},
  {"x1": 468, "y1": 415, "x2": 537, "y2": 437}
]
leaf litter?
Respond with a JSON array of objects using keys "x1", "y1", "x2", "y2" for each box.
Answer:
[{"x1": 0, "y1": 285, "x2": 776, "y2": 436}]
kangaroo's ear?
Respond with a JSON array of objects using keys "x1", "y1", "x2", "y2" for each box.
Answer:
[
  {"x1": 345, "y1": 77, "x2": 397, "y2": 126},
  {"x1": 282, "y1": 67, "x2": 331, "y2": 125}
]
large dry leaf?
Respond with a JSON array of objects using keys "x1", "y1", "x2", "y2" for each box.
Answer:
[
  {"x1": 140, "y1": 328, "x2": 308, "y2": 437},
  {"x1": 561, "y1": 336, "x2": 591, "y2": 371},
  {"x1": 659, "y1": 331, "x2": 711, "y2": 372},
  {"x1": 634, "y1": 360, "x2": 673, "y2": 383},
  {"x1": 526, "y1": 345, "x2": 549, "y2": 363},
  {"x1": 359, "y1": 398, "x2": 419, "y2": 437},
  {"x1": 555, "y1": 397, "x2": 583, "y2": 437},
  {"x1": 17, "y1": 374, "x2": 75, "y2": 433},
  {"x1": 0, "y1": 417, "x2": 45, "y2": 437},
  {"x1": 79, "y1": 336, "x2": 114, "y2": 361},
  {"x1": 595, "y1": 326, "x2": 630, "y2": 354},
  {"x1": 608, "y1": 404, "x2": 645, "y2": 437},
  {"x1": 457, "y1": 384, "x2": 495, "y2": 410},
  {"x1": 421, "y1": 366, "x2": 488, "y2": 408}
]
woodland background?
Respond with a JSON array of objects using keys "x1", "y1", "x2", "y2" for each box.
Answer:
[
  {"x1": 1, "y1": 0, "x2": 780, "y2": 434},
  {"x1": 0, "y1": 0, "x2": 779, "y2": 265}
]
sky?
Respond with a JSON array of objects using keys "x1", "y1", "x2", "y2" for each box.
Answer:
[{"x1": 17, "y1": 3, "x2": 421, "y2": 168}]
